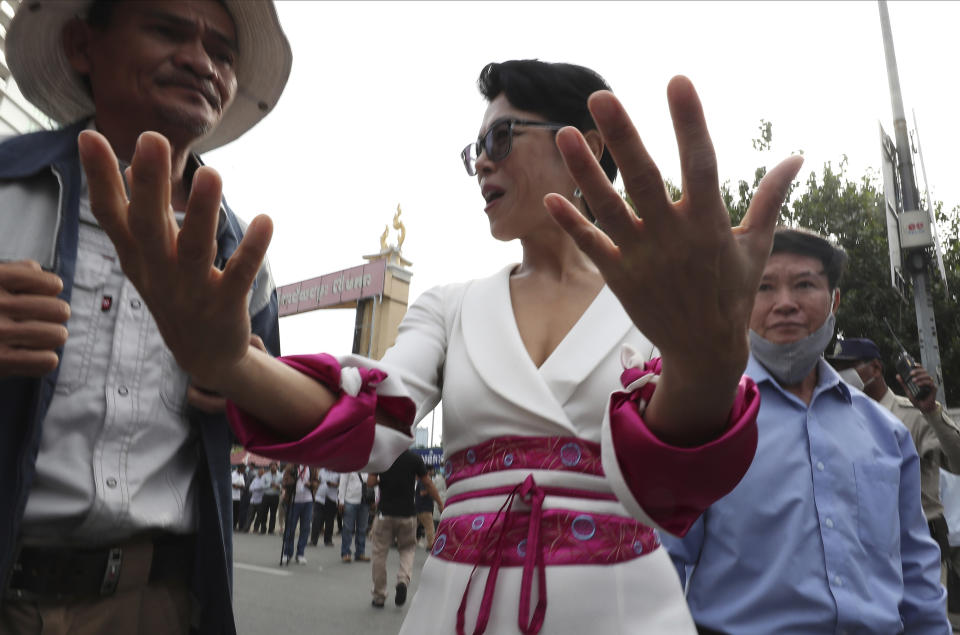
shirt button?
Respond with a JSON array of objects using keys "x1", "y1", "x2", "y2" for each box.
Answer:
[
  {"x1": 130, "y1": 299, "x2": 142, "y2": 310},
  {"x1": 106, "y1": 477, "x2": 118, "y2": 488},
  {"x1": 117, "y1": 386, "x2": 129, "y2": 396},
  {"x1": 824, "y1": 518, "x2": 834, "y2": 528},
  {"x1": 833, "y1": 575, "x2": 843, "y2": 586},
  {"x1": 816, "y1": 461, "x2": 825, "y2": 471}
]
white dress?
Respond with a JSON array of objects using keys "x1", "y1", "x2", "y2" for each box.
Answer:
[
  {"x1": 358, "y1": 265, "x2": 698, "y2": 634},
  {"x1": 234, "y1": 264, "x2": 757, "y2": 633}
]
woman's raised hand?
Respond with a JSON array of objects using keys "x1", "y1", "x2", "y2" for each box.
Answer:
[{"x1": 545, "y1": 76, "x2": 803, "y2": 443}]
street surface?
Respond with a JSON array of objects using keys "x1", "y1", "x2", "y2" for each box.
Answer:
[{"x1": 233, "y1": 528, "x2": 428, "y2": 634}]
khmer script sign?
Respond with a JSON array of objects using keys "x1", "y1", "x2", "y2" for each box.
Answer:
[{"x1": 277, "y1": 258, "x2": 387, "y2": 317}]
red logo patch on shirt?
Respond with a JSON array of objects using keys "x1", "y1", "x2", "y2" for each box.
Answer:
[{"x1": 101, "y1": 295, "x2": 113, "y2": 312}]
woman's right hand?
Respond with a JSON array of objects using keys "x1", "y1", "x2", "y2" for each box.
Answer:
[{"x1": 545, "y1": 77, "x2": 802, "y2": 445}]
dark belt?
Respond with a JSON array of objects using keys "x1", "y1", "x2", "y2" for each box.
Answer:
[{"x1": 5, "y1": 533, "x2": 195, "y2": 601}]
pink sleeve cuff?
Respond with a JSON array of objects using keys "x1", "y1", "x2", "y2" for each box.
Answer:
[
  {"x1": 226, "y1": 353, "x2": 416, "y2": 472},
  {"x1": 607, "y1": 357, "x2": 759, "y2": 536}
]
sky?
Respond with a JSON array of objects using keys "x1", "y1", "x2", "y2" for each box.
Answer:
[{"x1": 205, "y1": 1, "x2": 960, "y2": 443}]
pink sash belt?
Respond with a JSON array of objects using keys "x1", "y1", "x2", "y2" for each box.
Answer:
[{"x1": 435, "y1": 437, "x2": 659, "y2": 635}]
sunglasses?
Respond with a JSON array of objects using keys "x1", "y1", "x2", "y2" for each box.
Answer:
[{"x1": 461, "y1": 117, "x2": 567, "y2": 176}]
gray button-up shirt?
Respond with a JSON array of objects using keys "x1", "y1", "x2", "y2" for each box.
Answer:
[{"x1": 21, "y1": 170, "x2": 212, "y2": 545}]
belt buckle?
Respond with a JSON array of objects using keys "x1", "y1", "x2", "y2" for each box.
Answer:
[
  {"x1": 4, "y1": 557, "x2": 38, "y2": 602},
  {"x1": 99, "y1": 547, "x2": 123, "y2": 596}
]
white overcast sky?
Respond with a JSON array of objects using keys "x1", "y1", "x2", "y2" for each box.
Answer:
[{"x1": 205, "y1": 1, "x2": 959, "y2": 441}]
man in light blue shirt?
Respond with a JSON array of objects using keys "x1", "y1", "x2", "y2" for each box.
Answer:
[{"x1": 661, "y1": 228, "x2": 948, "y2": 634}]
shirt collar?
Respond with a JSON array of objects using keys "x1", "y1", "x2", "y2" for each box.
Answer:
[
  {"x1": 83, "y1": 119, "x2": 227, "y2": 230},
  {"x1": 879, "y1": 386, "x2": 898, "y2": 410},
  {"x1": 747, "y1": 354, "x2": 853, "y2": 404}
]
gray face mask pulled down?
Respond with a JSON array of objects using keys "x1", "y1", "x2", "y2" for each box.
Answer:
[{"x1": 749, "y1": 313, "x2": 836, "y2": 386}]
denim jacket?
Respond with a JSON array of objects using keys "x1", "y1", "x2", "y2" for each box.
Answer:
[{"x1": 0, "y1": 121, "x2": 280, "y2": 634}]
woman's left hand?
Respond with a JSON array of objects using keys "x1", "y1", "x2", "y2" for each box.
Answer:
[{"x1": 545, "y1": 76, "x2": 802, "y2": 445}]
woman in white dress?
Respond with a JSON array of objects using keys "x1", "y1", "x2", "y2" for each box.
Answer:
[{"x1": 78, "y1": 61, "x2": 804, "y2": 633}]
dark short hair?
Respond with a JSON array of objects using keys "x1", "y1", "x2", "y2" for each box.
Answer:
[
  {"x1": 477, "y1": 60, "x2": 617, "y2": 183},
  {"x1": 86, "y1": 0, "x2": 118, "y2": 29},
  {"x1": 771, "y1": 227, "x2": 848, "y2": 290}
]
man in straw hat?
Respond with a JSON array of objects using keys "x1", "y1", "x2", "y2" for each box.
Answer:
[{"x1": 0, "y1": 1, "x2": 291, "y2": 632}]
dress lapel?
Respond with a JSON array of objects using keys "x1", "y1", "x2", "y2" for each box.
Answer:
[
  {"x1": 460, "y1": 267, "x2": 638, "y2": 426},
  {"x1": 538, "y1": 285, "x2": 636, "y2": 407},
  {"x1": 461, "y1": 266, "x2": 570, "y2": 425}
]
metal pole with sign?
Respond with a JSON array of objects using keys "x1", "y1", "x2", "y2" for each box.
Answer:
[{"x1": 877, "y1": 0, "x2": 946, "y2": 405}]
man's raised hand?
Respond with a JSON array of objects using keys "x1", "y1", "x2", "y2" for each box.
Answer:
[{"x1": 77, "y1": 130, "x2": 273, "y2": 390}]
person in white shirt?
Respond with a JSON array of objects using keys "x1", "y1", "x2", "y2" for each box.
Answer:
[
  {"x1": 247, "y1": 467, "x2": 268, "y2": 534},
  {"x1": 231, "y1": 468, "x2": 245, "y2": 532},
  {"x1": 311, "y1": 469, "x2": 340, "y2": 547},
  {"x1": 339, "y1": 472, "x2": 371, "y2": 563},
  {"x1": 262, "y1": 463, "x2": 283, "y2": 535},
  {"x1": 281, "y1": 464, "x2": 318, "y2": 565}
]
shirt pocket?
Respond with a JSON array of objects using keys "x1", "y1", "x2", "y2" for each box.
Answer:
[
  {"x1": 854, "y1": 461, "x2": 901, "y2": 557},
  {"x1": 159, "y1": 347, "x2": 189, "y2": 414},
  {"x1": 55, "y1": 255, "x2": 111, "y2": 394}
]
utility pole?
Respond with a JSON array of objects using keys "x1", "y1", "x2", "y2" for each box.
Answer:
[{"x1": 877, "y1": 0, "x2": 946, "y2": 405}]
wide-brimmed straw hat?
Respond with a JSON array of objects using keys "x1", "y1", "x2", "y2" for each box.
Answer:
[{"x1": 5, "y1": 0, "x2": 292, "y2": 153}]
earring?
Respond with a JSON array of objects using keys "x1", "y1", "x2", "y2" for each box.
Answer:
[{"x1": 574, "y1": 188, "x2": 582, "y2": 198}]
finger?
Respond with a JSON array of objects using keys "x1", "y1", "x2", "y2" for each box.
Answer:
[
  {"x1": 912, "y1": 371, "x2": 934, "y2": 387},
  {"x1": 0, "y1": 320, "x2": 68, "y2": 349},
  {"x1": 0, "y1": 262, "x2": 64, "y2": 296},
  {"x1": 221, "y1": 214, "x2": 273, "y2": 303},
  {"x1": 543, "y1": 193, "x2": 620, "y2": 273},
  {"x1": 737, "y1": 155, "x2": 804, "y2": 266},
  {"x1": 0, "y1": 349, "x2": 61, "y2": 377},
  {"x1": 187, "y1": 384, "x2": 227, "y2": 413},
  {"x1": 0, "y1": 260, "x2": 42, "y2": 273},
  {"x1": 0, "y1": 294, "x2": 70, "y2": 323},
  {"x1": 667, "y1": 76, "x2": 721, "y2": 215},
  {"x1": 555, "y1": 126, "x2": 639, "y2": 241},
  {"x1": 178, "y1": 167, "x2": 222, "y2": 277},
  {"x1": 128, "y1": 132, "x2": 177, "y2": 262},
  {"x1": 586, "y1": 91, "x2": 670, "y2": 227},
  {"x1": 78, "y1": 131, "x2": 136, "y2": 261}
]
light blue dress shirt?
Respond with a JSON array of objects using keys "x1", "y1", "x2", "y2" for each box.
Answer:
[{"x1": 661, "y1": 356, "x2": 948, "y2": 635}]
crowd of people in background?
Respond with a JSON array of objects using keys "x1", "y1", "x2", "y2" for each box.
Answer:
[
  {"x1": 229, "y1": 456, "x2": 447, "y2": 574},
  {"x1": 229, "y1": 453, "x2": 448, "y2": 613}
]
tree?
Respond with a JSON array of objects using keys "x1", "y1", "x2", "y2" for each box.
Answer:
[{"x1": 720, "y1": 123, "x2": 960, "y2": 405}]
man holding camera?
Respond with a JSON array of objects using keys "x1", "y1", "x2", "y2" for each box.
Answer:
[
  {"x1": 339, "y1": 471, "x2": 373, "y2": 564},
  {"x1": 281, "y1": 464, "x2": 319, "y2": 565}
]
